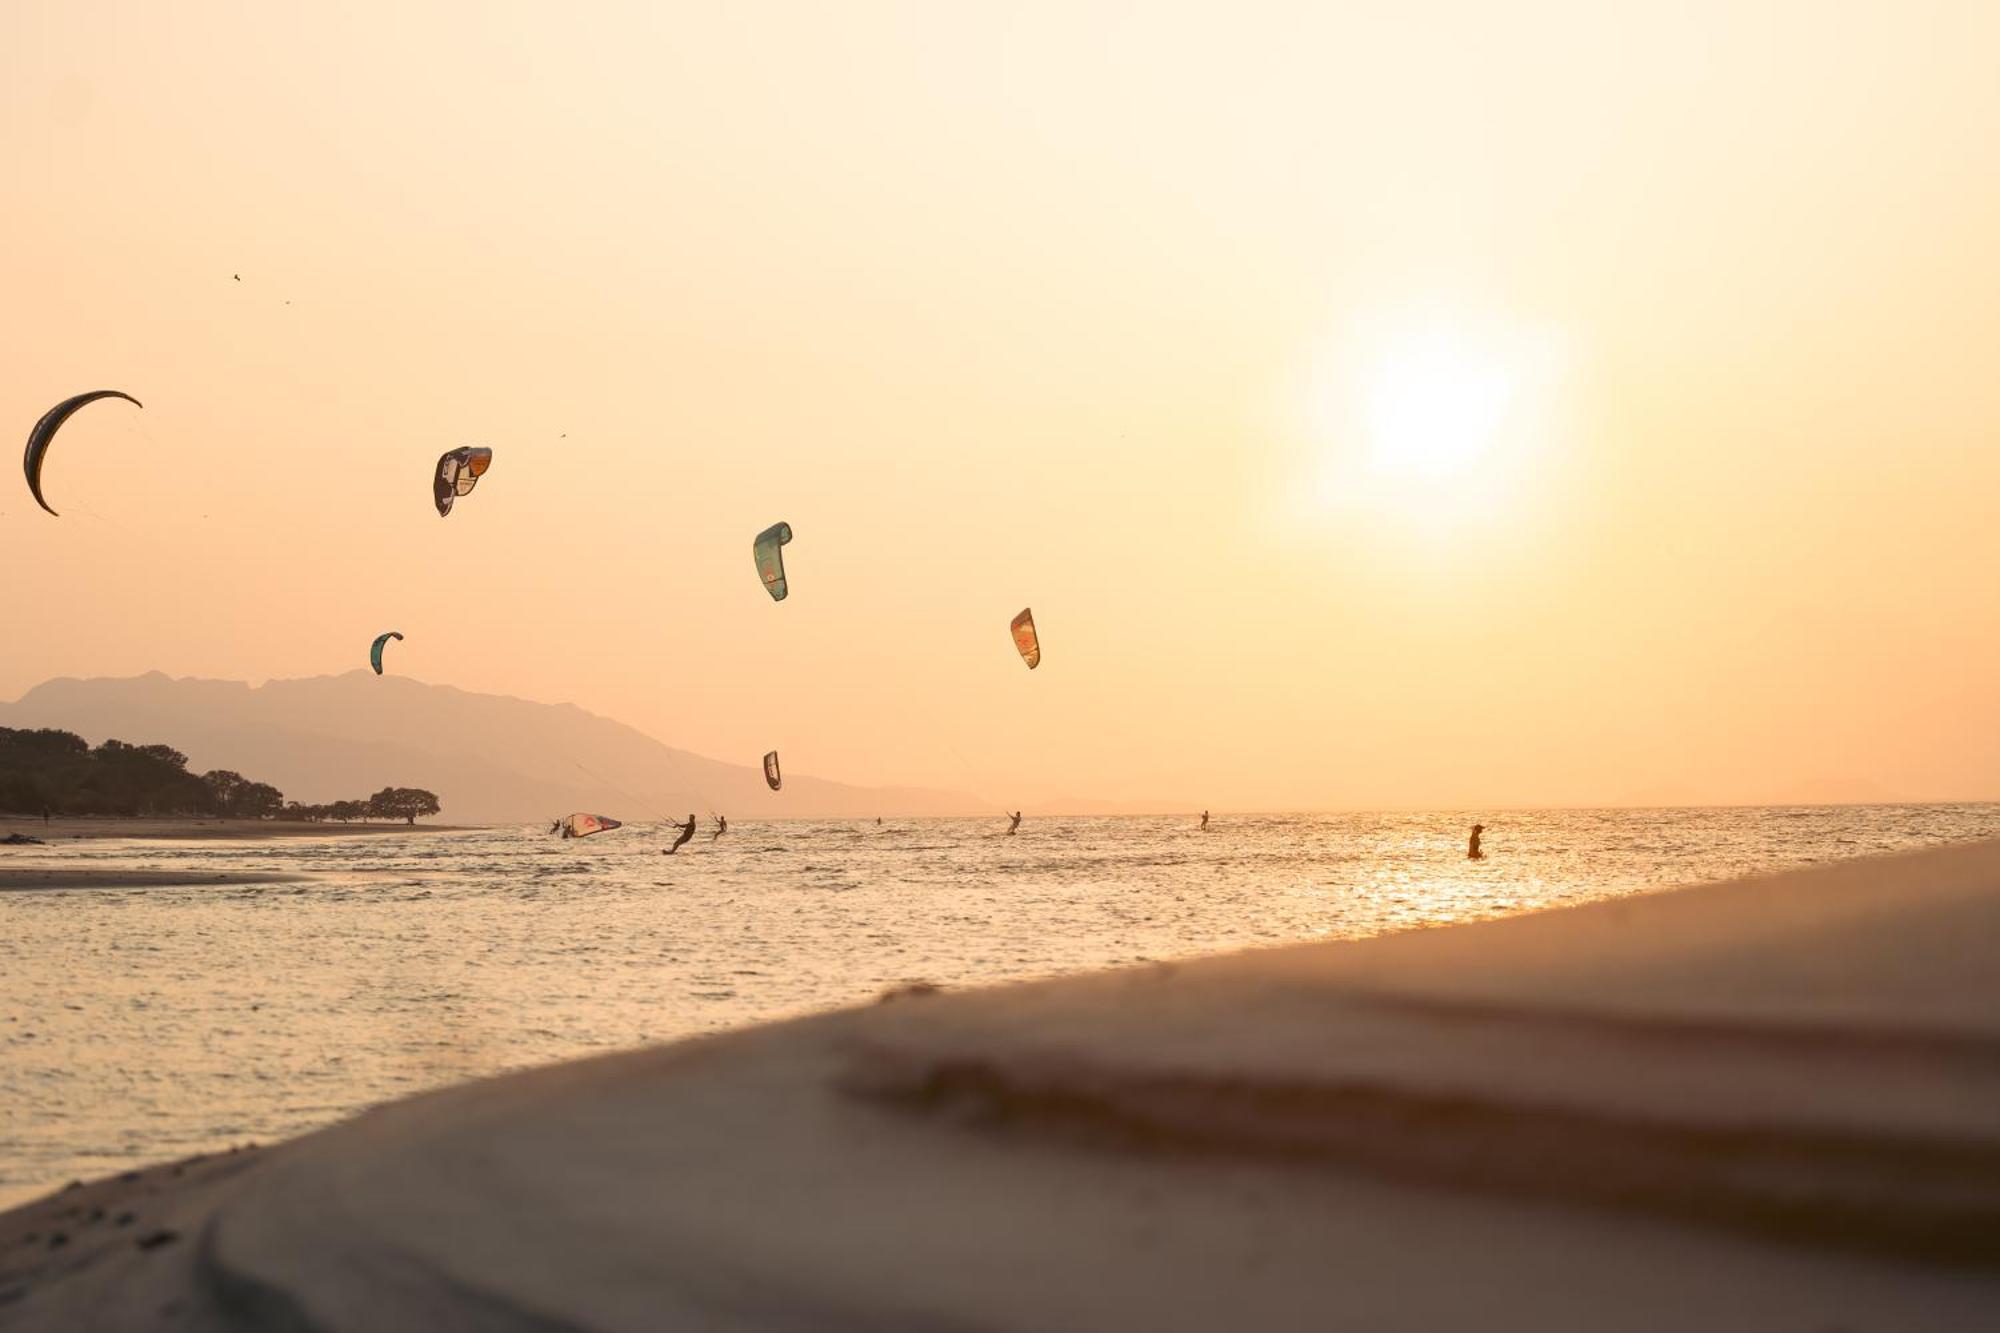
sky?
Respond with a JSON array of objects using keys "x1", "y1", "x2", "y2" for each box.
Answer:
[{"x1": 4, "y1": 0, "x2": 1997, "y2": 811}]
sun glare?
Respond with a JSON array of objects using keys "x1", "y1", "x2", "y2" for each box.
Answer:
[
  {"x1": 1363, "y1": 326, "x2": 1519, "y2": 482},
  {"x1": 1300, "y1": 309, "x2": 1567, "y2": 534}
]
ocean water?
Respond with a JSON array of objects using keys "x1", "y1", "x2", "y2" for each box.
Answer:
[{"x1": 2, "y1": 805, "x2": 1996, "y2": 1208}]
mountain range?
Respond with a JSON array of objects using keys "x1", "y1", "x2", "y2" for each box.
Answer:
[{"x1": 0, "y1": 672, "x2": 983, "y2": 824}]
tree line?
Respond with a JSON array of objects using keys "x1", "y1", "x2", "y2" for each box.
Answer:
[
  {"x1": 279, "y1": 789, "x2": 441, "y2": 824},
  {"x1": 0, "y1": 727, "x2": 441, "y2": 824}
]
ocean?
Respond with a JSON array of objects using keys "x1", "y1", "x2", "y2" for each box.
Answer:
[{"x1": 3, "y1": 804, "x2": 1996, "y2": 1208}]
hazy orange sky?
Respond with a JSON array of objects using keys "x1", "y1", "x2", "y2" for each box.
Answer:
[{"x1": 4, "y1": 1, "x2": 1997, "y2": 810}]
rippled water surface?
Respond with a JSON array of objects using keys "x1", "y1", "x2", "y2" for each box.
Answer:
[{"x1": 3, "y1": 805, "x2": 1996, "y2": 1206}]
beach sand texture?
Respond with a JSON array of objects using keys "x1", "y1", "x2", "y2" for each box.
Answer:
[{"x1": 2, "y1": 839, "x2": 1996, "y2": 1329}]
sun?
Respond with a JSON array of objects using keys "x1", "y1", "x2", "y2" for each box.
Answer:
[
  {"x1": 1300, "y1": 308, "x2": 1566, "y2": 532},
  {"x1": 1362, "y1": 325, "x2": 1520, "y2": 483}
]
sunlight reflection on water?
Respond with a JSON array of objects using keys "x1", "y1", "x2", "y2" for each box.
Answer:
[{"x1": 3, "y1": 804, "x2": 1996, "y2": 1205}]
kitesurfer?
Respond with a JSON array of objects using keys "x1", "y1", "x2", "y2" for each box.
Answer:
[
  {"x1": 712, "y1": 814, "x2": 727, "y2": 840},
  {"x1": 1199, "y1": 810, "x2": 1209, "y2": 830},
  {"x1": 664, "y1": 814, "x2": 697, "y2": 854},
  {"x1": 1468, "y1": 824, "x2": 1486, "y2": 860},
  {"x1": 1007, "y1": 811, "x2": 1022, "y2": 835}
]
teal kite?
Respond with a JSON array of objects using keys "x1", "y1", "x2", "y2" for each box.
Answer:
[{"x1": 369, "y1": 631, "x2": 403, "y2": 676}]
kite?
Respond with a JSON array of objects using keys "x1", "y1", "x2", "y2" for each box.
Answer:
[
  {"x1": 753, "y1": 522, "x2": 793, "y2": 601},
  {"x1": 556, "y1": 813, "x2": 622, "y2": 838},
  {"x1": 23, "y1": 390, "x2": 143, "y2": 517},
  {"x1": 369, "y1": 631, "x2": 403, "y2": 676},
  {"x1": 433, "y1": 446, "x2": 493, "y2": 517},
  {"x1": 763, "y1": 751, "x2": 782, "y2": 791},
  {"x1": 1010, "y1": 608, "x2": 1041, "y2": 669}
]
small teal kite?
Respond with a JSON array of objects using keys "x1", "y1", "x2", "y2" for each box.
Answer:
[{"x1": 369, "y1": 631, "x2": 403, "y2": 675}]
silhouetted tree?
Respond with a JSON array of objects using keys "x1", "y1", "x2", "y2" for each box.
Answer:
[
  {"x1": 201, "y1": 769, "x2": 248, "y2": 814},
  {"x1": 3, "y1": 728, "x2": 442, "y2": 824},
  {"x1": 88, "y1": 740, "x2": 211, "y2": 815},
  {"x1": 0, "y1": 729, "x2": 88, "y2": 814},
  {"x1": 196, "y1": 770, "x2": 284, "y2": 819},
  {"x1": 233, "y1": 781, "x2": 284, "y2": 819},
  {"x1": 0, "y1": 729, "x2": 211, "y2": 816},
  {"x1": 364, "y1": 786, "x2": 442, "y2": 825}
]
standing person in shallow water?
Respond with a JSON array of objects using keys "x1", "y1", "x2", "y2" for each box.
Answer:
[
  {"x1": 712, "y1": 814, "x2": 727, "y2": 840},
  {"x1": 1199, "y1": 810, "x2": 1209, "y2": 830},
  {"x1": 664, "y1": 814, "x2": 697, "y2": 854},
  {"x1": 1007, "y1": 811, "x2": 1022, "y2": 835},
  {"x1": 1468, "y1": 823, "x2": 1486, "y2": 860}
]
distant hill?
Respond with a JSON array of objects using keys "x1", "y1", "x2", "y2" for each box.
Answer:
[{"x1": 0, "y1": 673, "x2": 982, "y2": 824}]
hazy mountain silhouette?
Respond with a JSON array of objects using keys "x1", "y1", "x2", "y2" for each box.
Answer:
[{"x1": 0, "y1": 672, "x2": 983, "y2": 823}]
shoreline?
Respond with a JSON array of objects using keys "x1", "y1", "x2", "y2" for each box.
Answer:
[
  {"x1": 0, "y1": 867, "x2": 314, "y2": 893},
  {"x1": 2, "y1": 838, "x2": 1996, "y2": 1327},
  {"x1": 0, "y1": 816, "x2": 476, "y2": 843}
]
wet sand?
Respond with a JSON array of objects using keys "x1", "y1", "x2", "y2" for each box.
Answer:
[
  {"x1": 2, "y1": 839, "x2": 1997, "y2": 1329},
  {"x1": 0, "y1": 816, "x2": 473, "y2": 843},
  {"x1": 0, "y1": 808, "x2": 476, "y2": 840},
  {"x1": 0, "y1": 868, "x2": 312, "y2": 893}
]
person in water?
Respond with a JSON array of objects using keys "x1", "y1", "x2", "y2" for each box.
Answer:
[
  {"x1": 1199, "y1": 810, "x2": 1210, "y2": 830},
  {"x1": 1468, "y1": 823, "x2": 1486, "y2": 860},
  {"x1": 1007, "y1": 811, "x2": 1022, "y2": 835},
  {"x1": 664, "y1": 813, "x2": 696, "y2": 854},
  {"x1": 712, "y1": 814, "x2": 727, "y2": 840}
]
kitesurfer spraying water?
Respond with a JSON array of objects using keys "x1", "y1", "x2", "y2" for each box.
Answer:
[
  {"x1": 1468, "y1": 823, "x2": 1486, "y2": 860},
  {"x1": 1007, "y1": 811, "x2": 1022, "y2": 835},
  {"x1": 665, "y1": 814, "x2": 697, "y2": 854}
]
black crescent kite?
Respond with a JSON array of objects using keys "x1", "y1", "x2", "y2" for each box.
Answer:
[{"x1": 23, "y1": 391, "x2": 143, "y2": 516}]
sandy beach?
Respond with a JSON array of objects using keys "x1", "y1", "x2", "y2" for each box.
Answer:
[
  {"x1": 2, "y1": 838, "x2": 1995, "y2": 1329},
  {"x1": 0, "y1": 817, "x2": 473, "y2": 843}
]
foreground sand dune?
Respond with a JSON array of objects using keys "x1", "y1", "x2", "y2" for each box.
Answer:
[{"x1": 3, "y1": 841, "x2": 1997, "y2": 1329}]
